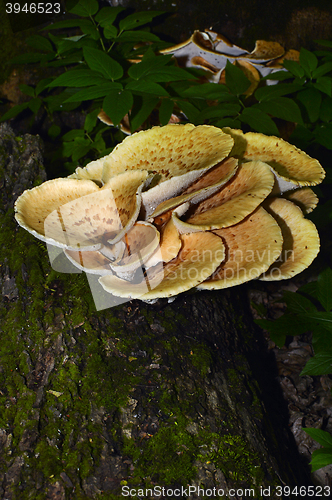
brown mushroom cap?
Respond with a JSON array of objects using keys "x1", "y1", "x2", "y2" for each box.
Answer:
[
  {"x1": 150, "y1": 157, "x2": 238, "y2": 218},
  {"x1": 99, "y1": 231, "x2": 225, "y2": 300},
  {"x1": 145, "y1": 217, "x2": 182, "y2": 267},
  {"x1": 198, "y1": 206, "x2": 283, "y2": 290},
  {"x1": 173, "y1": 160, "x2": 275, "y2": 232},
  {"x1": 282, "y1": 188, "x2": 319, "y2": 214},
  {"x1": 223, "y1": 128, "x2": 325, "y2": 187},
  {"x1": 260, "y1": 197, "x2": 320, "y2": 280}
]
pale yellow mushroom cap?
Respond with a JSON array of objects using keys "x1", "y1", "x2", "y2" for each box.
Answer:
[
  {"x1": 198, "y1": 207, "x2": 283, "y2": 290},
  {"x1": 260, "y1": 197, "x2": 320, "y2": 280},
  {"x1": 223, "y1": 128, "x2": 325, "y2": 187}
]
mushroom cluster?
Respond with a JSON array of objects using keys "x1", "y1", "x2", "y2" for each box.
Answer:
[
  {"x1": 15, "y1": 124, "x2": 325, "y2": 302},
  {"x1": 162, "y1": 30, "x2": 299, "y2": 90}
]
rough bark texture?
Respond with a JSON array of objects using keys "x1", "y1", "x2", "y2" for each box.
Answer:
[{"x1": 0, "y1": 124, "x2": 311, "y2": 499}]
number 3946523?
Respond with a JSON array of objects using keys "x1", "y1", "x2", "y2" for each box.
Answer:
[{"x1": 6, "y1": 3, "x2": 61, "y2": 14}]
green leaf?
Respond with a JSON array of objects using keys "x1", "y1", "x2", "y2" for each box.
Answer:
[
  {"x1": 303, "y1": 428, "x2": 332, "y2": 448},
  {"x1": 312, "y1": 330, "x2": 332, "y2": 355},
  {"x1": 28, "y1": 97, "x2": 42, "y2": 114},
  {"x1": 69, "y1": 0, "x2": 99, "y2": 17},
  {"x1": 225, "y1": 61, "x2": 251, "y2": 95},
  {"x1": 317, "y1": 268, "x2": 332, "y2": 311},
  {"x1": 283, "y1": 59, "x2": 304, "y2": 78},
  {"x1": 296, "y1": 88, "x2": 322, "y2": 123},
  {"x1": 313, "y1": 124, "x2": 332, "y2": 149},
  {"x1": 181, "y1": 83, "x2": 230, "y2": 100},
  {"x1": 83, "y1": 47, "x2": 123, "y2": 80},
  {"x1": 119, "y1": 11, "x2": 164, "y2": 31},
  {"x1": 84, "y1": 108, "x2": 100, "y2": 133},
  {"x1": 282, "y1": 291, "x2": 316, "y2": 314},
  {"x1": 19, "y1": 85, "x2": 35, "y2": 97},
  {"x1": 255, "y1": 83, "x2": 304, "y2": 101},
  {"x1": 319, "y1": 96, "x2": 332, "y2": 122},
  {"x1": 130, "y1": 95, "x2": 159, "y2": 132},
  {"x1": 78, "y1": 20, "x2": 100, "y2": 40},
  {"x1": 35, "y1": 78, "x2": 53, "y2": 95},
  {"x1": 298, "y1": 280, "x2": 318, "y2": 299},
  {"x1": 197, "y1": 103, "x2": 241, "y2": 121},
  {"x1": 48, "y1": 69, "x2": 108, "y2": 88},
  {"x1": 103, "y1": 26, "x2": 118, "y2": 39},
  {"x1": 176, "y1": 100, "x2": 200, "y2": 122},
  {"x1": 62, "y1": 129, "x2": 85, "y2": 141},
  {"x1": 312, "y1": 62, "x2": 332, "y2": 78},
  {"x1": 301, "y1": 352, "x2": 332, "y2": 376},
  {"x1": 116, "y1": 31, "x2": 161, "y2": 43},
  {"x1": 64, "y1": 83, "x2": 123, "y2": 102},
  {"x1": 126, "y1": 80, "x2": 169, "y2": 97},
  {"x1": 299, "y1": 47, "x2": 318, "y2": 77},
  {"x1": 310, "y1": 448, "x2": 332, "y2": 471},
  {"x1": 255, "y1": 97, "x2": 303, "y2": 124},
  {"x1": 239, "y1": 107, "x2": 280, "y2": 135},
  {"x1": 146, "y1": 67, "x2": 196, "y2": 83},
  {"x1": 47, "y1": 53, "x2": 83, "y2": 68},
  {"x1": 289, "y1": 124, "x2": 314, "y2": 148},
  {"x1": 95, "y1": 6, "x2": 124, "y2": 26},
  {"x1": 255, "y1": 314, "x2": 308, "y2": 337},
  {"x1": 159, "y1": 98, "x2": 174, "y2": 126},
  {"x1": 0, "y1": 102, "x2": 30, "y2": 122},
  {"x1": 26, "y1": 35, "x2": 53, "y2": 53},
  {"x1": 313, "y1": 77, "x2": 332, "y2": 96},
  {"x1": 302, "y1": 312, "x2": 332, "y2": 331},
  {"x1": 316, "y1": 39, "x2": 332, "y2": 48},
  {"x1": 103, "y1": 90, "x2": 134, "y2": 126},
  {"x1": 48, "y1": 124, "x2": 61, "y2": 138},
  {"x1": 261, "y1": 70, "x2": 293, "y2": 81},
  {"x1": 128, "y1": 55, "x2": 172, "y2": 80},
  {"x1": 215, "y1": 118, "x2": 242, "y2": 129},
  {"x1": 44, "y1": 91, "x2": 80, "y2": 113}
]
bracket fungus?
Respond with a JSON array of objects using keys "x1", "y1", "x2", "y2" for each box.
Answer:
[{"x1": 15, "y1": 124, "x2": 325, "y2": 304}]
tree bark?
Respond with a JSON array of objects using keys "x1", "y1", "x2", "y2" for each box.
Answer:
[{"x1": 0, "y1": 124, "x2": 311, "y2": 500}]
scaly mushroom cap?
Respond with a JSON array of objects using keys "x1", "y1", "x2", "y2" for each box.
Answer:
[
  {"x1": 14, "y1": 124, "x2": 325, "y2": 305},
  {"x1": 223, "y1": 128, "x2": 325, "y2": 188}
]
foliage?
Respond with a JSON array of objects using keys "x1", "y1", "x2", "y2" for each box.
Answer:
[
  {"x1": 255, "y1": 267, "x2": 332, "y2": 471},
  {"x1": 303, "y1": 428, "x2": 332, "y2": 472},
  {"x1": 2, "y1": 0, "x2": 332, "y2": 174}
]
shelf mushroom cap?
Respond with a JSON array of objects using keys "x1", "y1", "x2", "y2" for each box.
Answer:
[
  {"x1": 14, "y1": 123, "x2": 325, "y2": 304},
  {"x1": 260, "y1": 197, "x2": 320, "y2": 280},
  {"x1": 99, "y1": 231, "x2": 225, "y2": 300},
  {"x1": 14, "y1": 170, "x2": 149, "y2": 249},
  {"x1": 223, "y1": 128, "x2": 325, "y2": 190},
  {"x1": 197, "y1": 206, "x2": 283, "y2": 290}
]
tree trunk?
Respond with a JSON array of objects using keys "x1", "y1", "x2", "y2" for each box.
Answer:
[{"x1": 0, "y1": 124, "x2": 311, "y2": 500}]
